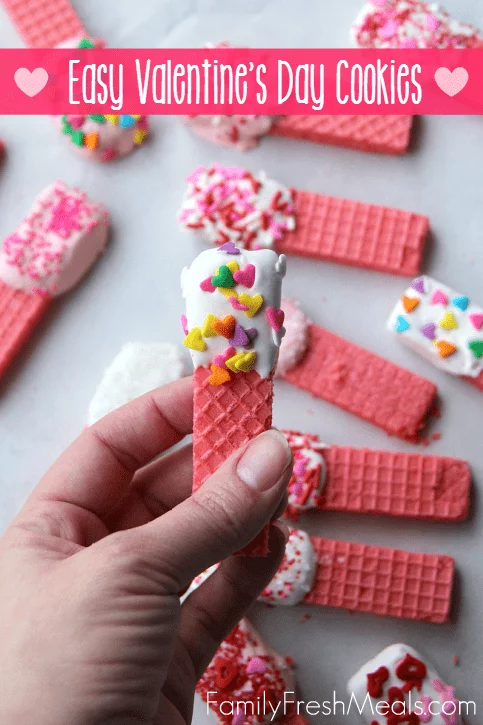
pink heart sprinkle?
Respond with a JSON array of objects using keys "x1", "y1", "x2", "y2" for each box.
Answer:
[
  {"x1": 213, "y1": 347, "x2": 236, "y2": 369},
  {"x1": 233, "y1": 264, "x2": 255, "y2": 288},
  {"x1": 181, "y1": 314, "x2": 188, "y2": 335},
  {"x1": 426, "y1": 13, "x2": 440, "y2": 31},
  {"x1": 229, "y1": 296, "x2": 249, "y2": 311},
  {"x1": 266, "y1": 307, "x2": 285, "y2": 332},
  {"x1": 231, "y1": 713, "x2": 245, "y2": 725},
  {"x1": 246, "y1": 656, "x2": 267, "y2": 674},
  {"x1": 431, "y1": 289, "x2": 448, "y2": 305},
  {"x1": 200, "y1": 276, "x2": 216, "y2": 293},
  {"x1": 469, "y1": 312, "x2": 483, "y2": 330},
  {"x1": 67, "y1": 115, "x2": 85, "y2": 130}
]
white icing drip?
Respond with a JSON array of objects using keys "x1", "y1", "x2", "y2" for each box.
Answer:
[
  {"x1": 388, "y1": 275, "x2": 483, "y2": 378},
  {"x1": 181, "y1": 247, "x2": 286, "y2": 379}
]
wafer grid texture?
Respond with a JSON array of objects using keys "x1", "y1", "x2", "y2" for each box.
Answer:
[
  {"x1": 320, "y1": 446, "x2": 470, "y2": 521},
  {"x1": 282, "y1": 324, "x2": 437, "y2": 441},
  {"x1": 304, "y1": 536, "x2": 454, "y2": 623},
  {"x1": 0, "y1": 281, "x2": 50, "y2": 379},
  {"x1": 192, "y1": 367, "x2": 274, "y2": 491},
  {"x1": 3, "y1": 0, "x2": 86, "y2": 47},
  {"x1": 269, "y1": 115, "x2": 413, "y2": 155},
  {"x1": 277, "y1": 190, "x2": 428, "y2": 276}
]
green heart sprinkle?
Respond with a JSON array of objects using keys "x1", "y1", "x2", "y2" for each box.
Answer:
[
  {"x1": 211, "y1": 265, "x2": 235, "y2": 288},
  {"x1": 79, "y1": 38, "x2": 96, "y2": 49},
  {"x1": 71, "y1": 130, "x2": 84, "y2": 147},
  {"x1": 468, "y1": 340, "x2": 483, "y2": 359},
  {"x1": 89, "y1": 115, "x2": 105, "y2": 123}
]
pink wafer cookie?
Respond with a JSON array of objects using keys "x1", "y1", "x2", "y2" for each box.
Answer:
[
  {"x1": 182, "y1": 245, "x2": 286, "y2": 556},
  {"x1": 277, "y1": 189, "x2": 428, "y2": 276},
  {"x1": 304, "y1": 535, "x2": 454, "y2": 623},
  {"x1": 196, "y1": 618, "x2": 303, "y2": 725},
  {"x1": 283, "y1": 431, "x2": 470, "y2": 522},
  {"x1": 282, "y1": 323, "x2": 437, "y2": 442},
  {"x1": 0, "y1": 181, "x2": 109, "y2": 381},
  {"x1": 270, "y1": 115, "x2": 413, "y2": 155},
  {"x1": 0, "y1": 281, "x2": 50, "y2": 380},
  {"x1": 179, "y1": 165, "x2": 428, "y2": 276},
  {"x1": 3, "y1": 0, "x2": 86, "y2": 48}
]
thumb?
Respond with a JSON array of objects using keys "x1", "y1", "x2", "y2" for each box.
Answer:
[{"x1": 118, "y1": 429, "x2": 292, "y2": 591}]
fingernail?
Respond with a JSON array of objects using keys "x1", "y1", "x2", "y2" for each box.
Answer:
[
  {"x1": 272, "y1": 519, "x2": 290, "y2": 542},
  {"x1": 237, "y1": 429, "x2": 292, "y2": 491}
]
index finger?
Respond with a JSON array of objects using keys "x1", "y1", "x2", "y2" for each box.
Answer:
[{"x1": 29, "y1": 376, "x2": 193, "y2": 520}]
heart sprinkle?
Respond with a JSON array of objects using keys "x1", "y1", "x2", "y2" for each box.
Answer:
[
  {"x1": 200, "y1": 276, "x2": 216, "y2": 293},
  {"x1": 211, "y1": 265, "x2": 235, "y2": 288},
  {"x1": 233, "y1": 264, "x2": 256, "y2": 288},
  {"x1": 431, "y1": 289, "x2": 448, "y2": 305},
  {"x1": 420, "y1": 322, "x2": 436, "y2": 340},
  {"x1": 183, "y1": 327, "x2": 206, "y2": 352},
  {"x1": 212, "y1": 315, "x2": 236, "y2": 339},
  {"x1": 411, "y1": 277, "x2": 425, "y2": 294},
  {"x1": 266, "y1": 307, "x2": 285, "y2": 332},
  {"x1": 209, "y1": 364, "x2": 231, "y2": 386},
  {"x1": 229, "y1": 324, "x2": 249, "y2": 347},
  {"x1": 218, "y1": 241, "x2": 240, "y2": 255},
  {"x1": 238, "y1": 293, "x2": 263, "y2": 318},
  {"x1": 439, "y1": 311, "x2": 458, "y2": 330},
  {"x1": 469, "y1": 313, "x2": 483, "y2": 330},
  {"x1": 229, "y1": 296, "x2": 249, "y2": 312},
  {"x1": 434, "y1": 340, "x2": 457, "y2": 358},
  {"x1": 468, "y1": 340, "x2": 483, "y2": 359},
  {"x1": 402, "y1": 295, "x2": 420, "y2": 313},
  {"x1": 395, "y1": 315, "x2": 410, "y2": 333}
]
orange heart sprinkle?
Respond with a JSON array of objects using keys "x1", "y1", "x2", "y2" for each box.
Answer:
[
  {"x1": 212, "y1": 315, "x2": 236, "y2": 339},
  {"x1": 84, "y1": 132, "x2": 99, "y2": 150},
  {"x1": 209, "y1": 364, "x2": 231, "y2": 386},
  {"x1": 435, "y1": 340, "x2": 457, "y2": 358},
  {"x1": 402, "y1": 295, "x2": 420, "y2": 313}
]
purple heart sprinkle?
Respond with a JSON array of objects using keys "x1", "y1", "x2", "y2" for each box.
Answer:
[
  {"x1": 411, "y1": 277, "x2": 425, "y2": 294},
  {"x1": 219, "y1": 241, "x2": 240, "y2": 255},
  {"x1": 421, "y1": 322, "x2": 436, "y2": 340},
  {"x1": 229, "y1": 324, "x2": 249, "y2": 347},
  {"x1": 246, "y1": 328, "x2": 258, "y2": 341}
]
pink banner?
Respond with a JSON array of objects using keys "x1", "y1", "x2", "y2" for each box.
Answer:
[{"x1": 3, "y1": 48, "x2": 482, "y2": 114}]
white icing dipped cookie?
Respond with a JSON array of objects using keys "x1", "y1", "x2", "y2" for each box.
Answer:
[
  {"x1": 347, "y1": 643, "x2": 462, "y2": 725},
  {"x1": 87, "y1": 342, "x2": 185, "y2": 425},
  {"x1": 260, "y1": 528, "x2": 316, "y2": 606}
]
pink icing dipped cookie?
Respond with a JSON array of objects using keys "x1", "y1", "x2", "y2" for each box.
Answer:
[
  {"x1": 0, "y1": 181, "x2": 109, "y2": 379},
  {"x1": 353, "y1": 0, "x2": 483, "y2": 48},
  {"x1": 195, "y1": 618, "x2": 300, "y2": 725},
  {"x1": 179, "y1": 164, "x2": 429, "y2": 276},
  {"x1": 347, "y1": 643, "x2": 462, "y2": 724},
  {"x1": 54, "y1": 36, "x2": 149, "y2": 162}
]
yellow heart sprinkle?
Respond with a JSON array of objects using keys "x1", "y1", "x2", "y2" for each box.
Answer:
[
  {"x1": 226, "y1": 261, "x2": 239, "y2": 274},
  {"x1": 183, "y1": 327, "x2": 206, "y2": 352},
  {"x1": 133, "y1": 129, "x2": 148, "y2": 145},
  {"x1": 218, "y1": 287, "x2": 238, "y2": 299},
  {"x1": 238, "y1": 293, "x2": 263, "y2": 318},
  {"x1": 132, "y1": 115, "x2": 141, "y2": 121},
  {"x1": 439, "y1": 312, "x2": 458, "y2": 330},
  {"x1": 226, "y1": 352, "x2": 257, "y2": 373},
  {"x1": 105, "y1": 115, "x2": 119, "y2": 125},
  {"x1": 201, "y1": 314, "x2": 217, "y2": 337}
]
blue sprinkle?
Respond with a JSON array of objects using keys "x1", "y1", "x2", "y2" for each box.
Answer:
[
  {"x1": 395, "y1": 315, "x2": 410, "y2": 333},
  {"x1": 119, "y1": 115, "x2": 136, "y2": 128},
  {"x1": 452, "y1": 295, "x2": 469, "y2": 311}
]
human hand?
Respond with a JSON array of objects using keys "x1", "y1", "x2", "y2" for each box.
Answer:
[{"x1": 0, "y1": 377, "x2": 292, "y2": 725}]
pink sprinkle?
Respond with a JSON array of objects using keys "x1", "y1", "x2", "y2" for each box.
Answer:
[
  {"x1": 67, "y1": 115, "x2": 85, "y2": 129},
  {"x1": 426, "y1": 13, "x2": 440, "y2": 31},
  {"x1": 181, "y1": 314, "x2": 188, "y2": 335},
  {"x1": 231, "y1": 713, "x2": 245, "y2": 725},
  {"x1": 246, "y1": 656, "x2": 267, "y2": 675},
  {"x1": 379, "y1": 19, "x2": 398, "y2": 39},
  {"x1": 401, "y1": 38, "x2": 418, "y2": 48},
  {"x1": 100, "y1": 147, "x2": 116, "y2": 162}
]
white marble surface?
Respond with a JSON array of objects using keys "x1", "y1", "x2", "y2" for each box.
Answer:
[{"x1": 0, "y1": 1, "x2": 482, "y2": 723}]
